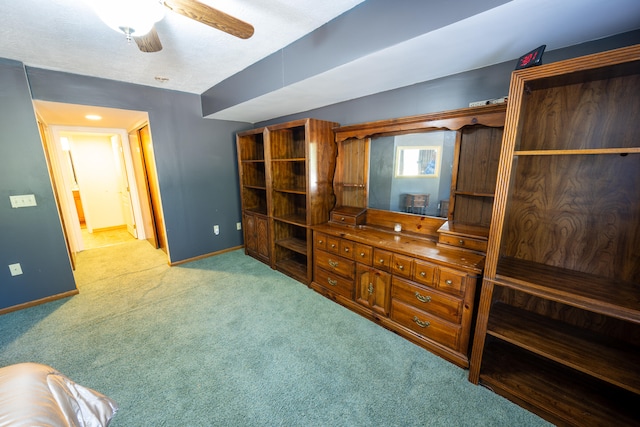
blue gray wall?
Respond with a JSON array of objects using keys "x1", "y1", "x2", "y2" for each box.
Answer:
[
  {"x1": 0, "y1": 59, "x2": 77, "y2": 309},
  {"x1": 257, "y1": 30, "x2": 640, "y2": 127},
  {"x1": 1, "y1": 28, "x2": 639, "y2": 312},
  {"x1": 1, "y1": 63, "x2": 251, "y2": 311}
]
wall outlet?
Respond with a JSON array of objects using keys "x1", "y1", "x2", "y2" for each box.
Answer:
[
  {"x1": 236, "y1": 222, "x2": 242, "y2": 230},
  {"x1": 213, "y1": 225, "x2": 220, "y2": 235},
  {"x1": 9, "y1": 263, "x2": 23, "y2": 276},
  {"x1": 469, "y1": 99, "x2": 493, "y2": 107},
  {"x1": 469, "y1": 96, "x2": 508, "y2": 107},
  {"x1": 9, "y1": 194, "x2": 37, "y2": 208}
]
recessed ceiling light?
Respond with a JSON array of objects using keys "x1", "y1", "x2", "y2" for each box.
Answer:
[{"x1": 85, "y1": 114, "x2": 102, "y2": 121}]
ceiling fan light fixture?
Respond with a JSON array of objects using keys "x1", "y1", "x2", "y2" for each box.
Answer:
[{"x1": 93, "y1": 0, "x2": 165, "y2": 39}]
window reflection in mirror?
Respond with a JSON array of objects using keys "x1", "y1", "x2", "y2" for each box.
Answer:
[
  {"x1": 369, "y1": 131, "x2": 455, "y2": 217},
  {"x1": 395, "y1": 146, "x2": 440, "y2": 177}
]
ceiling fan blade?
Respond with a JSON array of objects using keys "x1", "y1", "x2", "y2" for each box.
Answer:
[
  {"x1": 163, "y1": 0, "x2": 254, "y2": 39},
  {"x1": 134, "y1": 26, "x2": 163, "y2": 53}
]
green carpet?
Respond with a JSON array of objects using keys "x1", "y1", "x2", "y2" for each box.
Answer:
[{"x1": 0, "y1": 240, "x2": 550, "y2": 426}]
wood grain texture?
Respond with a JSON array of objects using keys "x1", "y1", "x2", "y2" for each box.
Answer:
[
  {"x1": 237, "y1": 118, "x2": 338, "y2": 284},
  {"x1": 163, "y1": 0, "x2": 254, "y2": 39},
  {"x1": 501, "y1": 154, "x2": 640, "y2": 283},
  {"x1": 335, "y1": 104, "x2": 506, "y2": 142},
  {"x1": 470, "y1": 44, "x2": 640, "y2": 423}
]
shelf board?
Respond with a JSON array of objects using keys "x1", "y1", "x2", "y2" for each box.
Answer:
[
  {"x1": 240, "y1": 158, "x2": 265, "y2": 163},
  {"x1": 453, "y1": 191, "x2": 494, "y2": 198},
  {"x1": 271, "y1": 157, "x2": 306, "y2": 162},
  {"x1": 244, "y1": 207, "x2": 267, "y2": 216},
  {"x1": 275, "y1": 237, "x2": 307, "y2": 256},
  {"x1": 336, "y1": 183, "x2": 366, "y2": 188},
  {"x1": 273, "y1": 187, "x2": 306, "y2": 195},
  {"x1": 438, "y1": 221, "x2": 489, "y2": 239},
  {"x1": 495, "y1": 257, "x2": 640, "y2": 324},
  {"x1": 514, "y1": 147, "x2": 640, "y2": 156},
  {"x1": 243, "y1": 184, "x2": 266, "y2": 191},
  {"x1": 276, "y1": 258, "x2": 308, "y2": 282},
  {"x1": 480, "y1": 341, "x2": 640, "y2": 427},
  {"x1": 487, "y1": 303, "x2": 640, "y2": 394},
  {"x1": 274, "y1": 214, "x2": 307, "y2": 227}
]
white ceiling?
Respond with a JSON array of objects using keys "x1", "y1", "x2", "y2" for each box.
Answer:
[
  {"x1": 1, "y1": 0, "x2": 366, "y2": 94},
  {"x1": 3, "y1": 0, "x2": 640, "y2": 125}
]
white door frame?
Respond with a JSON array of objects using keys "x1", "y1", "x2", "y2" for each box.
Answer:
[{"x1": 49, "y1": 125, "x2": 146, "y2": 252}]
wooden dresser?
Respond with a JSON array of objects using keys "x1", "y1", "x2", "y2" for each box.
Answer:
[
  {"x1": 310, "y1": 105, "x2": 506, "y2": 367},
  {"x1": 312, "y1": 218, "x2": 484, "y2": 367}
]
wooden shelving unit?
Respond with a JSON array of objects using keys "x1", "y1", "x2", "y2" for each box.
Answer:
[
  {"x1": 468, "y1": 44, "x2": 640, "y2": 426},
  {"x1": 236, "y1": 118, "x2": 338, "y2": 284}
]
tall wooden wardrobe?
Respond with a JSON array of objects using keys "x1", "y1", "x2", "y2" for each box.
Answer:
[
  {"x1": 469, "y1": 44, "x2": 640, "y2": 426},
  {"x1": 236, "y1": 118, "x2": 339, "y2": 284}
]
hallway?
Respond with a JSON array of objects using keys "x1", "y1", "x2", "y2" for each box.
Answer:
[{"x1": 81, "y1": 227, "x2": 136, "y2": 250}]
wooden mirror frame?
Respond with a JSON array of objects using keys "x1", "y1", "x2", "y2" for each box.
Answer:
[{"x1": 332, "y1": 104, "x2": 506, "y2": 238}]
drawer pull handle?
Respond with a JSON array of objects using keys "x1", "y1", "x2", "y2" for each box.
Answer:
[
  {"x1": 318, "y1": 240, "x2": 323, "y2": 244},
  {"x1": 368, "y1": 283, "x2": 374, "y2": 294},
  {"x1": 328, "y1": 259, "x2": 339, "y2": 268},
  {"x1": 344, "y1": 247, "x2": 350, "y2": 252},
  {"x1": 415, "y1": 292, "x2": 431, "y2": 303},
  {"x1": 398, "y1": 265, "x2": 404, "y2": 270},
  {"x1": 340, "y1": 217, "x2": 345, "y2": 221},
  {"x1": 413, "y1": 316, "x2": 430, "y2": 328},
  {"x1": 360, "y1": 252, "x2": 365, "y2": 257},
  {"x1": 420, "y1": 271, "x2": 426, "y2": 277},
  {"x1": 445, "y1": 279, "x2": 453, "y2": 285},
  {"x1": 327, "y1": 278, "x2": 337, "y2": 286},
  {"x1": 458, "y1": 239, "x2": 465, "y2": 245},
  {"x1": 378, "y1": 259, "x2": 385, "y2": 264},
  {"x1": 331, "y1": 244, "x2": 336, "y2": 248}
]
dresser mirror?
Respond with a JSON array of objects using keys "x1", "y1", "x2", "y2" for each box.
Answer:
[{"x1": 368, "y1": 130, "x2": 456, "y2": 217}]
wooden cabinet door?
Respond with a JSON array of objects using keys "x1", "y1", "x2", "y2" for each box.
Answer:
[
  {"x1": 255, "y1": 215, "x2": 269, "y2": 260},
  {"x1": 356, "y1": 265, "x2": 390, "y2": 316},
  {"x1": 244, "y1": 213, "x2": 269, "y2": 263},
  {"x1": 244, "y1": 213, "x2": 256, "y2": 254}
]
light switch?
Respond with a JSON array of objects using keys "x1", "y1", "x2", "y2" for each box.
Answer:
[{"x1": 10, "y1": 194, "x2": 37, "y2": 208}]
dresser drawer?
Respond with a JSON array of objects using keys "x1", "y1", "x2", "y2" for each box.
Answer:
[
  {"x1": 373, "y1": 248, "x2": 392, "y2": 272},
  {"x1": 437, "y1": 267, "x2": 467, "y2": 296},
  {"x1": 392, "y1": 277, "x2": 462, "y2": 324},
  {"x1": 326, "y1": 236, "x2": 341, "y2": 254},
  {"x1": 314, "y1": 232, "x2": 328, "y2": 251},
  {"x1": 392, "y1": 253, "x2": 413, "y2": 279},
  {"x1": 354, "y1": 243, "x2": 373, "y2": 265},
  {"x1": 330, "y1": 207, "x2": 366, "y2": 225},
  {"x1": 413, "y1": 259, "x2": 436, "y2": 287},
  {"x1": 314, "y1": 266, "x2": 354, "y2": 299},
  {"x1": 391, "y1": 300, "x2": 461, "y2": 349},
  {"x1": 439, "y1": 233, "x2": 487, "y2": 252},
  {"x1": 339, "y1": 239, "x2": 355, "y2": 259},
  {"x1": 315, "y1": 250, "x2": 355, "y2": 280}
]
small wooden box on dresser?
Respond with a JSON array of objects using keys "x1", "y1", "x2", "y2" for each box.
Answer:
[
  {"x1": 311, "y1": 105, "x2": 507, "y2": 368},
  {"x1": 236, "y1": 118, "x2": 339, "y2": 284},
  {"x1": 468, "y1": 45, "x2": 640, "y2": 426}
]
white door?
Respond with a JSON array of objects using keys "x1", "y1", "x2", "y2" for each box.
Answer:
[{"x1": 113, "y1": 135, "x2": 137, "y2": 237}]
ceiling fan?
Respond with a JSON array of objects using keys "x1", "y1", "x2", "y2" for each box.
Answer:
[{"x1": 93, "y1": 0, "x2": 254, "y2": 53}]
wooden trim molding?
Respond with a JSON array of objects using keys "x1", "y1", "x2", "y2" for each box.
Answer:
[
  {"x1": 335, "y1": 104, "x2": 507, "y2": 142},
  {"x1": 0, "y1": 289, "x2": 79, "y2": 316},
  {"x1": 169, "y1": 245, "x2": 244, "y2": 266}
]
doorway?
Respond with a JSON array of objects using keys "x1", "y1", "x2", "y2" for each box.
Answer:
[
  {"x1": 60, "y1": 131, "x2": 138, "y2": 249},
  {"x1": 35, "y1": 101, "x2": 167, "y2": 267}
]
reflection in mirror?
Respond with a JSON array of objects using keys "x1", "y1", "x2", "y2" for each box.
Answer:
[
  {"x1": 395, "y1": 146, "x2": 440, "y2": 177},
  {"x1": 369, "y1": 131, "x2": 455, "y2": 217}
]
